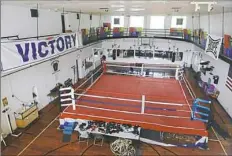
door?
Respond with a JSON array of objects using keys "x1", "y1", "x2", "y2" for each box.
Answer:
[{"x1": 61, "y1": 15, "x2": 65, "y2": 33}]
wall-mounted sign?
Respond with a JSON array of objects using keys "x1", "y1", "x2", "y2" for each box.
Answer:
[
  {"x1": 1, "y1": 33, "x2": 77, "y2": 71},
  {"x1": 2, "y1": 97, "x2": 8, "y2": 107},
  {"x1": 205, "y1": 34, "x2": 222, "y2": 60},
  {"x1": 226, "y1": 64, "x2": 232, "y2": 92},
  {"x1": 51, "y1": 60, "x2": 60, "y2": 74}
]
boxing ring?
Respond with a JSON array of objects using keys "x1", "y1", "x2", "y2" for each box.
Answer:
[{"x1": 59, "y1": 62, "x2": 210, "y2": 148}]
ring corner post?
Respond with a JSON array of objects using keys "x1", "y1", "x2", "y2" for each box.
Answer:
[
  {"x1": 71, "y1": 88, "x2": 76, "y2": 110},
  {"x1": 141, "y1": 95, "x2": 145, "y2": 114}
]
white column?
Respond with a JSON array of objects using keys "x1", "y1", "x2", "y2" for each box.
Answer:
[
  {"x1": 175, "y1": 68, "x2": 179, "y2": 80},
  {"x1": 141, "y1": 64, "x2": 144, "y2": 76},
  {"x1": 141, "y1": 95, "x2": 145, "y2": 114},
  {"x1": 71, "y1": 88, "x2": 76, "y2": 110}
]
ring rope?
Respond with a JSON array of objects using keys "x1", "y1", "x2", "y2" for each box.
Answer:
[
  {"x1": 74, "y1": 104, "x2": 190, "y2": 119},
  {"x1": 74, "y1": 93, "x2": 185, "y2": 106},
  {"x1": 62, "y1": 111, "x2": 206, "y2": 131}
]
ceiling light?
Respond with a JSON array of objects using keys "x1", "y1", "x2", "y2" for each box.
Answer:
[
  {"x1": 115, "y1": 8, "x2": 125, "y2": 12},
  {"x1": 151, "y1": 1, "x2": 166, "y2": 3},
  {"x1": 195, "y1": 4, "x2": 200, "y2": 12},
  {"x1": 190, "y1": 1, "x2": 217, "y2": 5},
  {"x1": 132, "y1": 5, "x2": 141, "y2": 8},
  {"x1": 130, "y1": 8, "x2": 145, "y2": 11},
  {"x1": 111, "y1": 5, "x2": 124, "y2": 8},
  {"x1": 111, "y1": 1, "x2": 124, "y2": 4},
  {"x1": 132, "y1": 1, "x2": 145, "y2": 4}
]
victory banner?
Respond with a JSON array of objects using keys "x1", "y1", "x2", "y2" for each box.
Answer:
[{"x1": 1, "y1": 33, "x2": 77, "y2": 71}]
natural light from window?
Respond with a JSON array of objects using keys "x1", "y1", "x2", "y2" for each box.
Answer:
[
  {"x1": 111, "y1": 16, "x2": 124, "y2": 28},
  {"x1": 130, "y1": 16, "x2": 144, "y2": 28},
  {"x1": 150, "y1": 16, "x2": 165, "y2": 29},
  {"x1": 171, "y1": 16, "x2": 187, "y2": 29}
]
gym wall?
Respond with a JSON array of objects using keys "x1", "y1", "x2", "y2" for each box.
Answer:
[
  {"x1": 102, "y1": 38, "x2": 193, "y2": 66},
  {"x1": 193, "y1": 11, "x2": 232, "y2": 37},
  {"x1": 192, "y1": 46, "x2": 232, "y2": 117},
  {"x1": 100, "y1": 15, "x2": 193, "y2": 30},
  {"x1": 0, "y1": 43, "x2": 101, "y2": 135},
  {"x1": 1, "y1": 5, "x2": 62, "y2": 38},
  {"x1": 1, "y1": 4, "x2": 102, "y2": 38}
]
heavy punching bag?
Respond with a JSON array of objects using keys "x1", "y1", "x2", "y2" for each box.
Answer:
[
  {"x1": 172, "y1": 52, "x2": 176, "y2": 62},
  {"x1": 180, "y1": 52, "x2": 183, "y2": 61},
  {"x1": 113, "y1": 49, "x2": 116, "y2": 60},
  {"x1": 117, "y1": 49, "x2": 120, "y2": 57}
]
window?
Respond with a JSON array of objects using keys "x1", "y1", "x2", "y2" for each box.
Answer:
[
  {"x1": 176, "y1": 18, "x2": 183, "y2": 25},
  {"x1": 114, "y1": 18, "x2": 120, "y2": 24},
  {"x1": 130, "y1": 16, "x2": 144, "y2": 28},
  {"x1": 111, "y1": 16, "x2": 124, "y2": 28},
  {"x1": 171, "y1": 16, "x2": 186, "y2": 29},
  {"x1": 150, "y1": 16, "x2": 165, "y2": 29}
]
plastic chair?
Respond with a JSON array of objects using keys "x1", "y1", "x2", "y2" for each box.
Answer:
[
  {"x1": 93, "y1": 134, "x2": 104, "y2": 146},
  {"x1": 1, "y1": 133, "x2": 6, "y2": 146},
  {"x1": 78, "y1": 132, "x2": 89, "y2": 145}
]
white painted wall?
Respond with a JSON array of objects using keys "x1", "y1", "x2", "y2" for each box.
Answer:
[
  {"x1": 195, "y1": 12, "x2": 232, "y2": 36},
  {"x1": 1, "y1": 4, "x2": 100, "y2": 38},
  {"x1": 192, "y1": 45, "x2": 232, "y2": 117},
  {"x1": 100, "y1": 14, "x2": 192, "y2": 30},
  {"x1": 102, "y1": 38, "x2": 193, "y2": 66},
  {"x1": 64, "y1": 13, "x2": 102, "y2": 32},
  {"x1": 1, "y1": 41, "x2": 102, "y2": 135},
  {"x1": 1, "y1": 4, "x2": 63, "y2": 38}
]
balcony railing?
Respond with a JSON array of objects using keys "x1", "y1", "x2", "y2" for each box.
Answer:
[{"x1": 81, "y1": 28, "x2": 231, "y2": 63}]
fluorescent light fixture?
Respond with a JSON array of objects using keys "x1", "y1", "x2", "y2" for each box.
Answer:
[
  {"x1": 132, "y1": 5, "x2": 141, "y2": 8},
  {"x1": 195, "y1": 4, "x2": 200, "y2": 12},
  {"x1": 151, "y1": 1, "x2": 166, "y2": 3},
  {"x1": 191, "y1": 1, "x2": 217, "y2": 12},
  {"x1": 111, "y1": 5, "x2": 124, "y2": 8},
  {"x1": 130, "y1": 8, "x2": 145, "y2": 11},
  {"x1": 111, "y1": 1, "x2": 124, "y2": 4},
  {"x1": 190, "y1": 1, "x2": 217, "y2": 5},
  {"x1": 115, "y1": 8, "x2": 125, "y2": 12},
  {"x1": 132, "y1": 1, "x2": 145, "y2": 4}
]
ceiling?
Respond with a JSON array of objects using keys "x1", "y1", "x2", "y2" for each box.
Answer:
[{"x1": 2, "y1": 0, "x2": 232, "y2": 15}]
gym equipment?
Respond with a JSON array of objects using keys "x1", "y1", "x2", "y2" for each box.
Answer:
[
  {"x1": 64, "y1": 78, "x2": 73, "y2": 87},
  {"x1": 117, "y1": 49, "x2": 120, "y2": 57},
  {"x1": 172, "y1": 53, "x2": 176, "y2": 62},
  {"x1": 200, "y1": 61, "x2": 210, "y2": 66},
  {"x1": 62, "y1": 122, "x2": 75, "y2": 142},
  {"x1": 110, "y1": 138, "x2": 136, "y2": 156},
  {"x1": 213, "y1": 75, "x2": 219, "y2": 84},
  {"x1": 2, "y1": 97, "x2": 22, "y2": 137},
  {"x1": 191, "y1": 98, "x2": 211, "y2": 123},
  {"x1": 15, "y1": 103, "x2": 39, "y2": 128}
]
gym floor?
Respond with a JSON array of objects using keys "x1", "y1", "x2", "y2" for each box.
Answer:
[{"x1": 1, "y1": 69, "x2": 232, "y2": 156}]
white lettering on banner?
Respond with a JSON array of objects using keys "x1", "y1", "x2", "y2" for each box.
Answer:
[
  {"x1": 1, "y1": 33, "x2": 77, "y2": 71},
  {"x1": 204, "y1": 34, "x2": 222, "y2": 60}
]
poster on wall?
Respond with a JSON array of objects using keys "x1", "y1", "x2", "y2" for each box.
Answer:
[
  {"x1": 204, "y1": 34, "x2": 222, "y2": 60},
  {"x1": 1, "y1": 33, "x2": 77, "y2": 71},
  {"x1": 2, "y1": 97, "x2": 8, "y2": 107},
  {"x1": 226, "y1": 64, "x2": 232, "y2": 92}
]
